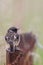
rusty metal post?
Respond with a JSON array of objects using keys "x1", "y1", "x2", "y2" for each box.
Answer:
[
  {"x1": 6, "y1": 47, "x2": 34, "y2": 65},
  {"x1": 6, "y1": 48, "x2": 15, "y2": 65},
  {"x1": 6, "y1": 47, "x2": 24, "y2": 65}
]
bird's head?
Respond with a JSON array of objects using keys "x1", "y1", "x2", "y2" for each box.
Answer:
[{"x1": 5, "y1": 27, "x2": 20, "y2": 46}]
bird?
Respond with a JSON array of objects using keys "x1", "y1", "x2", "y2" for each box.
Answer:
[{"x1": 5, "y1": 27, "x2": 20, "y2": 51}]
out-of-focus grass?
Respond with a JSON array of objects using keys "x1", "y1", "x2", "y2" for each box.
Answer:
[
  {"x1": 0, "y1": 15, "x2": 43, "y2": 65},
  {"x1": 22, "y1": 14, "x2": 43, "y2": 65},
  {"x1": 0, "y1": 0, "x2": 43, "y2": 65}
]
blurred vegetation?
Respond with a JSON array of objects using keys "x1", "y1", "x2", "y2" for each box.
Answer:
[{"x1": 0, "y1": 0, "x2": 43, "y2": 65}]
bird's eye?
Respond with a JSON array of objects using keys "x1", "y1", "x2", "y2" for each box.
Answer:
[{"x1": 17, "y1": 36, "x2": 19, "y2": 39}]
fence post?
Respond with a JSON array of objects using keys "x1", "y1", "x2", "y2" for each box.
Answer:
[{"x1": 6, "y1": 47, "x2": 24, "y2": 65}]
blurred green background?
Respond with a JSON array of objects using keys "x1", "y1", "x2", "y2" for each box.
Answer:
[{"x1": 0, "y1": 0, "x2": 43, "y2": 65}]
